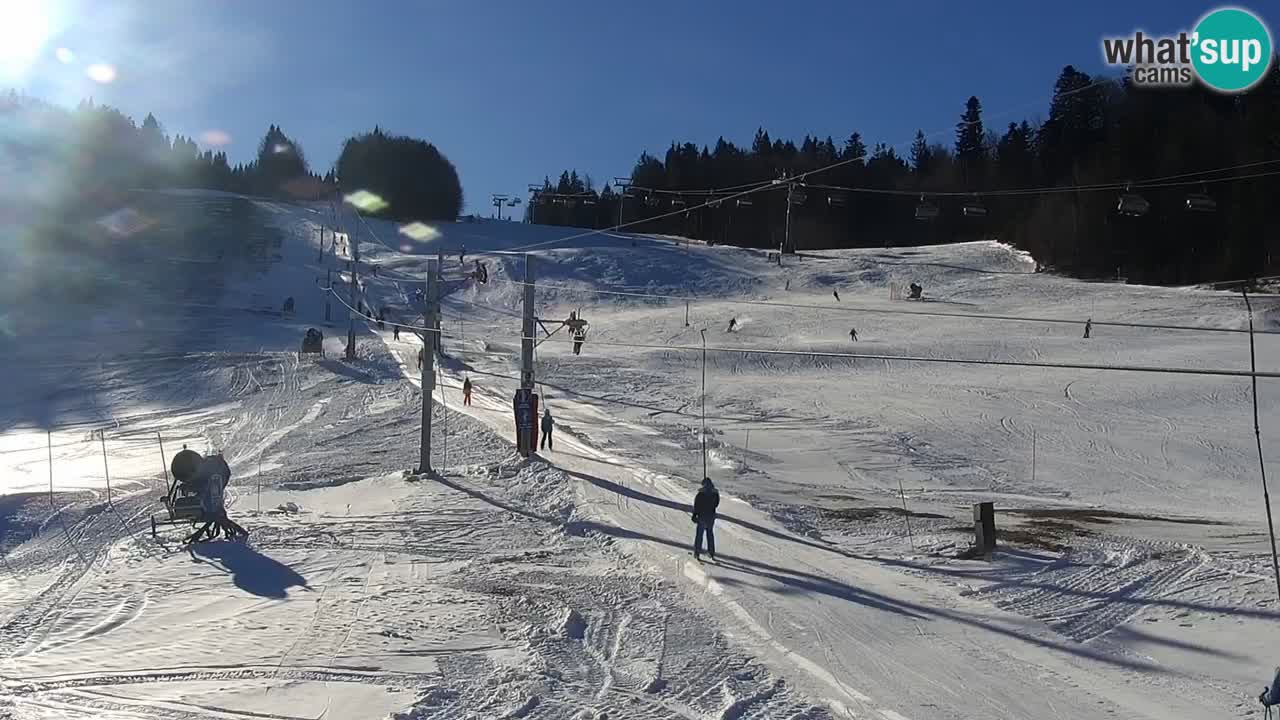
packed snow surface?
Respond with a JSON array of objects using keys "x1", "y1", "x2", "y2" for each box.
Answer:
[{"x1": 2, "y1": 190, "x2": 1279, "y2": 719}]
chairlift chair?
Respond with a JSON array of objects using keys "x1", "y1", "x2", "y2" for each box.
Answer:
[
  {"x1": 736, "y1": 198, "x2": 753, "y2": 208},
  {"x1": 1116, "y1": 189, "x2": 1150, "y2": 217},
  {"x1": 583, "y1": 198, "x2": 596, "y2": 206},
  {"x1": 790, "y1": 191, "x2": 808, "y2": 205},
  {"x1": 644, "y1": 194, "x2": 659, "y2": 207},
  {"x1": 827, "y1": 194, "x2": 846, "y2": 207},
  {"x1": 1185, "y1": 192, "x2": 1217, "y2": 213},
  {"x1": 672, "y1": 197, "x2": 686, "y2": 208},
  {"x1": 962, "y1": 196, "x2": 987, "y2": 218},
  {"x1": 914, "y1": 195, "x2": 940, "y2": 221}
]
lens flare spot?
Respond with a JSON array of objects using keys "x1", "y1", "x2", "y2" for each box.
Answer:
[
  {"x1": 97, "y1": 208, "x2": 152, "y2": 238},
  {"x1": 200, "y1": 129, "x2": 231, "y2": 146},
  {"x1": 55, "y1": 47, "x2": 75, "y2": 64},
  {"x1": 344, "y1": 190, "x2": 389, "y2": 213},
  {"x1": 86, "y1": 63, "x2": 117, "y2": 83},
  {"x1": 399, "y1": 222, "x2": 440, "y2": 242}
]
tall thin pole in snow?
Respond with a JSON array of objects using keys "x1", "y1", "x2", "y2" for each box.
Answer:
[
  {"x1": 435, "y1": 251, "x2": 444, "y2": 354},
  {"x1": 783, "y1": 181, "x2": 794, "y2": 255},
  {"x1": 49, "y1": 431, "x2": 86, "y2": 565},
  {"x1": 99, "y1": 430, "x2": 111, "y2": 505},
  {"x1": 47, "y1": 431, "x2": 55, "y2": 510},
  {"x1": 899, "y1": 479, "x2": 915, "y2": 551},
  {"x1": 346, "y1": 220, "x2": 362, "y2": 360},
  {"x1": 1032, "y1": 428, "x2": 1037, "y2": 485},
  {"x1": 700, "y1": 328, "x2": 707, "y2": 479},
  {"x1": 1243, "y1": 289, "x2": 1280, "y2": 602},
  {"x1": 440, "y1": 380, "x2": 448, "y2": 472}
]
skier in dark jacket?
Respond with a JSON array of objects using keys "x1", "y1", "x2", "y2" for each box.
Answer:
[
  {"x1": 540, "y1": 408, "x2": 554, "y2": 450},
  {"x1": 463, "y1": 377, "x2": 473, "y2": 406},
  {"x1": 691, "y1": 477, "x2": 720, "y2": 561}
]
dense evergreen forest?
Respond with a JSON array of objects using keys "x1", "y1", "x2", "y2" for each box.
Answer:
[
  {"x1": 0, "y1": 91, "x2": 463, "y2": 223},
  {"x1": 533, "y1": 64, "x2": 1280, "y2": 285}
]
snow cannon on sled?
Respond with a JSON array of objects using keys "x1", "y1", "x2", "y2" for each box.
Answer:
[
  {"x1": 300, "y1": 328, "x2": 324, "y2": 356},
  {"x1": 150, "y1": 446, "x2": 206, "y2": 536}
]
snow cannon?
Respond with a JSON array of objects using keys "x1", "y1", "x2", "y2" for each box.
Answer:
[
  {"x1": 171, "y1": 447, "x2": 204, "y2": 488},
  {"x1": 151, "y1": 445, "x2": 210, "y2": 537},
  {"x1": 301, "y1": 328, "x2": 324, "y2": 356}
]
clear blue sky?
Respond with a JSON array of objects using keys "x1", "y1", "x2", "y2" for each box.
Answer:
[{"x1": 6, "y1": 0, "x2": 1273, "y2": 213}]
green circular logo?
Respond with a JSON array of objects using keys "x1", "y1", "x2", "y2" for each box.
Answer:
[{"x1": 1192, "y1": 7, "x2": 1273, "y2": 93}]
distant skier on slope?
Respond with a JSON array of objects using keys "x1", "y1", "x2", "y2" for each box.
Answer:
[
  {"x1": 850, "y1": 327, "x2": 858, "y2": 342},
  {"x1": 1083, "y1": 318, "x2": 1092, "y2": 339},
  {"x1": 727, "y1": 318, "x2": 737, "y2": 333},
  {"x1": 1258, "y1": 666, "x2": 1280, "y2": 714},
  {"x1": 463, "y1": 377, "x2": 473, "y2": 406},
  {"x1": 691, "y1": 477, "x2": 720, "y2": 561},
  {"x1": 833, "y1": 289, "x2": 840, "y2": 302},
  {"x1": 392, "y1": 320, "x2": 400, "y2": 341},
  {"x1": 540, "y1": 408, "x2": 554, "y2": 451}
]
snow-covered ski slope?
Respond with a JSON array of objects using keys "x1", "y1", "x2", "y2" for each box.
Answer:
[{"x1": 3, "y1": 189, "x2": 1280, "y2": 719}]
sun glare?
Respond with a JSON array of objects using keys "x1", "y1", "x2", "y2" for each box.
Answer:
[
  {"x1": 86, "y1": 62, "x2": 117, "y2": 83},
  {"x1": 0, "y1": 1, "x2": 52, "y2": 75}
]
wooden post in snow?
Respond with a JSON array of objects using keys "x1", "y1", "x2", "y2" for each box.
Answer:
[{"x1": 974, "y1": 502, "x2": 996, "y2": 558}]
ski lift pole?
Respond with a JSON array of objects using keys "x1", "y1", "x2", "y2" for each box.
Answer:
[
  {"x1": 418, "y1": 260, "x2": 438, "y2": 475},
  {"x1": 783, "y1": 181, "x2": 794, "y2": 255}
]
